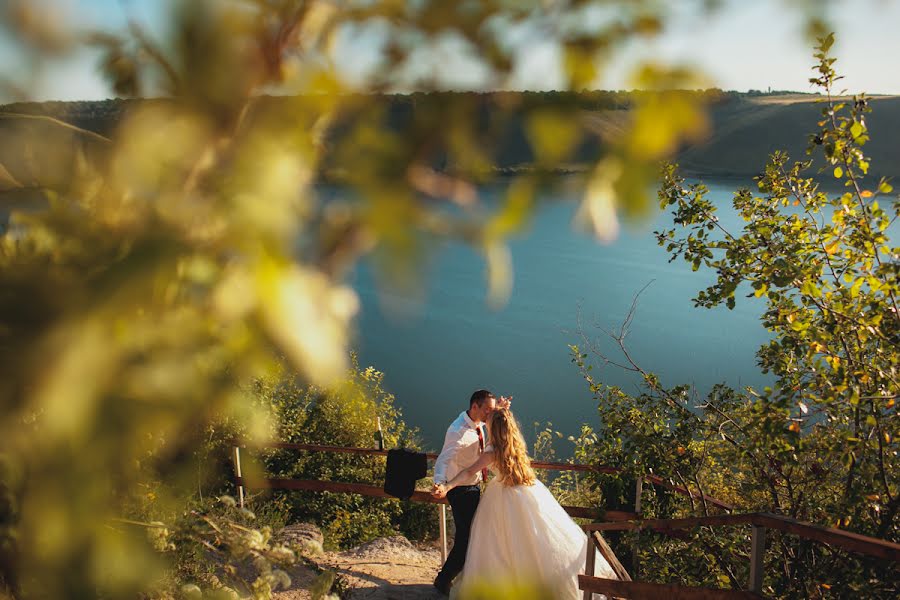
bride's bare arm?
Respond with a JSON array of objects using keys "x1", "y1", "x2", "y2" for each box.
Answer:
[{"x1": 433, "y1": 451, "x2": 494, "y2": 498}]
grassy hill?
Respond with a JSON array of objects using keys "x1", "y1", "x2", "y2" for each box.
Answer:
[
  {"x1": 1, "y1": 92, "x2": 897, "y2": 197},
  {"x1": 678, "y1": 94, "x2": 900, "y2": 181}
]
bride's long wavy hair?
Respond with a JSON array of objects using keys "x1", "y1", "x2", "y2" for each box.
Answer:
[{"x1": 488, "y1": 407, "x2": 536, "y2": 486}]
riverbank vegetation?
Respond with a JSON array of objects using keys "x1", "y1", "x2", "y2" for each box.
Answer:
[{"x1": 566, "y1": 34, "x2": 898, "y2": 598}]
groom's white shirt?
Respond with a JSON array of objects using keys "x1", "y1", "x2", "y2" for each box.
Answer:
[{"x1": 433, "y1": 411, "x2": 486, "y2": 486}]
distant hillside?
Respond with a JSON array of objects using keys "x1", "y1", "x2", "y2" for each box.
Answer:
[
  {"x1": 678, "y1": 95, "x2": 900, "y2": 181},
  {"x1": 1, "y1": 91, "x2": 898, "y2": 186}
]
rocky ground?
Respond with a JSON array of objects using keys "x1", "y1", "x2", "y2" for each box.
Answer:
[{"x1": 273, "y1": 524, "x2": 445, "y2": 600}]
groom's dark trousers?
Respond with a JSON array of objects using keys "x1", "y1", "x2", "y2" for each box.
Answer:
[{"x1": 438, "y1": 485, "x2": 481, "y2": 582}]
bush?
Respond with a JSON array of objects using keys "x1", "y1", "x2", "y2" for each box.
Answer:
[
  {"x1": 568, "y1": 35, "x2": 898, "y2": 598},
  {"x1": 250, "y1": 357, "x2": 438, "y2": 548}
]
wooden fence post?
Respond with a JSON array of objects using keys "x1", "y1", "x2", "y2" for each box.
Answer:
[
  {"x1": 583, "y1": 533, "x2": 596, "y2": 600},
  {"x1": 748, "y1": 525, "x2": 766, "y2": 593},
  {"x1": 632, "y1": 476, "x2": 643, "y2": 579},
  {"x1": 232, "y1": 446, "x2": 245, "y2": 509},
  {"x1": 439, "y1": 503, "x2": 448, "y2": 564},
  {"x1": 634, "y1": 477, "x2": 643, "y2": 515}
]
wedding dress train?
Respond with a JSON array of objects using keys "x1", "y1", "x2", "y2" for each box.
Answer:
[{"x1": 454, "y1": 475, "x2": 618, "y2": 599}]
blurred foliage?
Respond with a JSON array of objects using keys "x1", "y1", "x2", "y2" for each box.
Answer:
[
  {"x1": 0, "y1": 0, "x2": 836, "y2": 598},
  {"x1": 569, "y1": 35, "x2": 898, "y2": 598},
  {"x1": 457, "y1": 577, "x2": 556, "y2": 600}
]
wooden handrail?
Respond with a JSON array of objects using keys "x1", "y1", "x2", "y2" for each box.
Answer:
[
  {"x1": 238, "y1": 443, "x2": 900, "y2": 597},
  {"x1": 644, "y1": 474, "x2": 734, "y2": 511},
  {"x1": 586, "y1": 513, "x2": 757, "y2": 532},
  {"x1": 584, "y1": 512, "x2": 900, "y2": 563},
  {"x1": 752, "y1": 513, "x2": 900, "y2": 562},
  {"x1": 261, "y1": 442, "x2": 618, "y2": 473},
  {"x1": 578, "y1": 576, "x2": 764, "y2": 599},
  {"x1": 235, "y1": 476, "x2": 638, "y2": 521},
  {"x1": 256, "y1": 442, "x2": 731, "y2": 509},
  {"x1": 266, "y1": 442, "x2": 390, "y2": 456}
]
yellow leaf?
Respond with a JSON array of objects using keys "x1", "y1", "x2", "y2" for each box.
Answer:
[
  {"x1": 563, "y1": 45, "x2": 598, "y2": 91},
  {"x1": 788, "y1": 422, "x2": 800, "y2": 433},
  {"x1": 257, "y1": 259, "x2": 358, "y2": 385},
  {"x1": 488, "y1": 177, "x2": 534, "y2": 238},
  {"x1": 825, "y1": 241, "x2": 840, "y2": 255},
  {"x1": 526, "y1": 110, "x2": 580, "y2": 165},
  {"x1": 626, "y1": 91, "x2": 709, "y2": 160},
  {"x1": 484, "y1": 241, "x2": 513, "y2": 310},
  {"x1": 860, "y1": 190, "x2": 873, "y2": 198},
  {"x1": 834, "y1": 166, "x2": 843, "y2": 179},
  {"x1": 575, "y1": 160, "x2": 621, "y2": 243}
]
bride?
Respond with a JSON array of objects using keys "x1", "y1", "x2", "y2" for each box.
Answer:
[{"x1": 434, "y1": 406, "x2": 618, "y2": 598}]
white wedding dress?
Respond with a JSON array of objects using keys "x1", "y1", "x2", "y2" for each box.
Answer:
[{"x1": 454, "y1": 473, "x2": 618, "y2": 599}]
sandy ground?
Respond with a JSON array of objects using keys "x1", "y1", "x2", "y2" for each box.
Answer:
[{"x1": 273, "y1": 528, "x2": 445, "y2": 600}]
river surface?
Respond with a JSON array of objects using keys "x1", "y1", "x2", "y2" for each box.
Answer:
[{"x1": 347, "y1": 179, "x2": 774, "y2": 448}]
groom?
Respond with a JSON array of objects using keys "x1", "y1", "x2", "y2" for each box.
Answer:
[{"x1": 431, "y1": 389, "x2": 507, "y2": 595}]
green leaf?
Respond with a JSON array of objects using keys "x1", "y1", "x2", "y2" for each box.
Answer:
[{"x1": 800, "y1": 280, "x2": 821, "y2": 298}]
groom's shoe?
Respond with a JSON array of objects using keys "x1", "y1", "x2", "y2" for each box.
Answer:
[{"x1": 433, "y1": 573, "x2": 451, "y2": 596}]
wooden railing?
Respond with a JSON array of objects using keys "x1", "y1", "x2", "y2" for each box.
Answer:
[
  {"x1": 230, "y1": 442, "x2": 733, "y2": 563},
  {"x1": 238, "y1": 442, "x2": 733, "y2": 511},
  {"x1": 233, "y1": 443, "x2": 642, "y2": 519},
  {"x1": 579, "y1": 512, "x2": 900, "y2": 599},
  {"x1": 232, "y1": 443, "x2": 898, "y2": 597}
]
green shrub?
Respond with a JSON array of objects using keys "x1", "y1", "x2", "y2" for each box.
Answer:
[
  {"x1": 568, "y1": 35, "x2": 899, "y2": 598},
  {"x1": 250, "y1": 357, "x2": 438, "y2": 548}
]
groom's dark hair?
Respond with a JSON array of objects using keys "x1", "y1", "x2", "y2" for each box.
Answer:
[{"x1": 469, "y1": 389, "x2": 494, "y2": 408}]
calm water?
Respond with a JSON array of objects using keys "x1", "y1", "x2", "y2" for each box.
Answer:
[{"x1": 348, "y1": 179, "x2": 773, "y2": 448}]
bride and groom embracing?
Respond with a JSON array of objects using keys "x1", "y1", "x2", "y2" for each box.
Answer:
[{"x1": 431, "y1": 390, "x2": 617, "y2": 598}]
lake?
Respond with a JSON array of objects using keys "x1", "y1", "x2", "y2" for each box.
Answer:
[{"x1": 348, "y1": 178, "x2": 774, "y2": 449}]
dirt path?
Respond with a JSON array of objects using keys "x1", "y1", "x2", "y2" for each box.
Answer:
[
  {"x1": 319, "y1": 537, "x2": 444, "y2": 599},
  {"x1": 273, "y1": 527, "x2": 444, "y2": 600}
]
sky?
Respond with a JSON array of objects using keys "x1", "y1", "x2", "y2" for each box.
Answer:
[{"x1": 2, "y1": 0, "x2": 899, "y2": 103}]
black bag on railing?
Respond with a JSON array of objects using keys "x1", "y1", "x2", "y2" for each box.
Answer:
[{"x1": 384, "y1": 448, "x2": 427, "y2": 499}]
